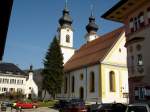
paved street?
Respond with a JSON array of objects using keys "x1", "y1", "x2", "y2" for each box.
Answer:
[{"x1": 3, "y1": 107, "x2": 59, "y2": 112}]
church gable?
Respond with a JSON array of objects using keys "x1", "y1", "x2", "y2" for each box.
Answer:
[
  {"x1": 64, "y1": 27, "x2": 124, "y2": 72},
  {"x1": 102, "y1": 32, "x2": 127, "y2": 66}
]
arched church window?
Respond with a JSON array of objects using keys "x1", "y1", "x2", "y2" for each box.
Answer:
[
  {"x1": 89, "y1": 71, "x2": 95, "y2": 92},
  {"x1": 109, "y1": 71, "x2": 116, "y2": 92},
  {"x1": 71, "y1": 76, "x2": 75, "y2": 93},
  {"x1": 80, "y1": 73, "x2": 83, "y2": 80},
  {"x1": 64, "y1": 77, "x2": 68, "y2": 93},
  {"x1": 66, "y1": 34, "x2": 70, "y2": 43}
]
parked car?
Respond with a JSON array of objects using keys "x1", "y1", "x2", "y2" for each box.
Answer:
[
  {"x1": 1, "y1": 102, "x2": 7, "y2": 111},
  {"x1": 54, "y1": 100, "x2": 69, "y2": 109},
  {"x1": 125, "y1": 103, "x2": 150, "y2": 112},
  {"x1": 88, "y1": 103, "x2": 126, "y2": 112},
  {"x1": 98, "y1": 104, "x2": 112, "y2": 112},
  {"x1": 65, "y1": 99, "x2": 87, "y2": 112},
  {"x1": 88, "y1": 103, "x2": 101, "y2": 112},
  {"x1": 57, "y1": 99, "x2": 71, "y2": 111},
  {"x1": 1, "y1": 101, "x2": 12, "y2": 107},
  {"x1": 15, "y1": 101, "x2": 38, "y2": 109},
  {"x1": 112, "y1": 103, "x2": 127, "y2": 112}
]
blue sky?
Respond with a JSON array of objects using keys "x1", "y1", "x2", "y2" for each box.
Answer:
[{"x1": 4, "y1": 0, "x2": 122, "y2": 70}]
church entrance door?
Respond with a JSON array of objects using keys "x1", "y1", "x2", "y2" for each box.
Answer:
[{"x1": 79, "y1": 87, "x2": 84, "y2": 99}]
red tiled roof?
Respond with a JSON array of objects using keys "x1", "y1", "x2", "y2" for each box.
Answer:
[{"x1": 64, "y1": 27, "x2": 124, "y2": 72}]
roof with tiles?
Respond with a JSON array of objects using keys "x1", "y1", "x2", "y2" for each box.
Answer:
[
  {"x1": 0, "y1": 62, "x2": 26, "y2": 75},
  {"x1": 64, "y1": 27, "x2": 124, "y2": 72}
]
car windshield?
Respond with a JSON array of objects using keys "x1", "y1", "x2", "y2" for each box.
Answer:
[
  {"x1": 127, "y1": 106, "x2": 147, "y2": 112},
  {"x1": 70, "y1": 99, "x2": 85, "y2": 106}
]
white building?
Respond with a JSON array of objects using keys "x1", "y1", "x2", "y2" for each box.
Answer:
[{"x1": 0, "y1": 63, "x2": 38, "y2": 99}]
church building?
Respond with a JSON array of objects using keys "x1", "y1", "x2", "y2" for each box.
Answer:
[{"x1": 56, "y1": 3, "x2": 129, "y2": 104}]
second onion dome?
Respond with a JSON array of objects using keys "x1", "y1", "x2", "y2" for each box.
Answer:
[{"x1": 86, "y1": 14, "x2": 99, "y2": 33}]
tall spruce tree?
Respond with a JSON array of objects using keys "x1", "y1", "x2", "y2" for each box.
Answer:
[{"x1": 42, "y1": 36, "x2": 64, "y2": 99}]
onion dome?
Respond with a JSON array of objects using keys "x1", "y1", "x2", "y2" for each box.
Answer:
[
  {"x1": 59, "y1": 7, "x2": 73, "y2": 27},
  {"x1": 86, "y1": 15, "x2": 98, "y2": 33}
]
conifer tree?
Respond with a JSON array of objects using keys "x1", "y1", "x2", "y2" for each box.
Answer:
[{"x1": 42, "y1": 36, "x2": 64, "y2": 99}]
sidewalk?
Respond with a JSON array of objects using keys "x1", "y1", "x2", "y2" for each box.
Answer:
[{"x1": 5, "y1": 107, "x2": 59, "y2": 112}]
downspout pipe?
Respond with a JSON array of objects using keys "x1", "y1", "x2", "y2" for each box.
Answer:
[{"x1": 85, "y1": 65, "x2": 88, "y2": 101}]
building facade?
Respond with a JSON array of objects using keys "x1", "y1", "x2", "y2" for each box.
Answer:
[
  {"x1": 0, "y1": 63, "x2": 38, "y2": 99},
  {"x1": 102, "y1": 0, "x2": 150, "y2": 103},
  {"x1": 58, "y1": 25, "x2": 128, "y2": 104}
]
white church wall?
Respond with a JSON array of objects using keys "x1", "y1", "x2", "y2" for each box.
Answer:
[
  {"x1": 61, "y1": 47, "x2": 75, "y2": 64},
  {"x1": 25, "y1": 72, "x2": 38, "y2": 98},
  {"x1": 86, "y1": 64, "x2": 99, "y2": 102},
  {"x1": 85, "y1": 33, "x2": 98, "y2": 42},
  {"x1": 60, "y1": 28, "x2": 73, "y2": 48},
  {"x1": 66, "y1": 64, "x2": 100, "y2": 102},
  {"x1": 71, "y1": 69, "x2": 85, "y2": 99}
]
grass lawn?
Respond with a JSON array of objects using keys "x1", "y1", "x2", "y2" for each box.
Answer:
[{"x1": 38, "y1": 100, "x2": 58, "y2": 107}]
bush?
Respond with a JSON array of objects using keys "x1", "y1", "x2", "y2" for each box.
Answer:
[{"x1": 0, "y1": 91, "x2": 25, "y2": 100}]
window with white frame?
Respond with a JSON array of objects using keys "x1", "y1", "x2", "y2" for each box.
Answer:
[
  {"x1": 135, "y1": 87, "x2": 146, "y2": 100},
  {"x1": 137, "y1": 54, "x2": 143, "y2": 66},
  {"x1": 137, "y1": 54, "x2": 144, "y2": 73},
  {"x1": 138, "y1": 12, "x2": 144, "y2": 27},
  {"x1": 129, "y1": 11, "x2": 145, "y2": 33},
  {"x1": 129, "y1": 18, "x2": 134, "y2": 32}
]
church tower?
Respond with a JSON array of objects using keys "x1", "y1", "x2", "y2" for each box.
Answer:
[
  {"x1": 85, "y1": 7, "x2": 99, "y2": 43},
  {"x1": 58, "y1": 1, "x2": 75, "y2": 64}
]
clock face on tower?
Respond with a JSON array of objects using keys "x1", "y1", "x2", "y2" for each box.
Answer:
[{"x1": 66, "y1": 34, "x2": 70, "y2": 43}]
